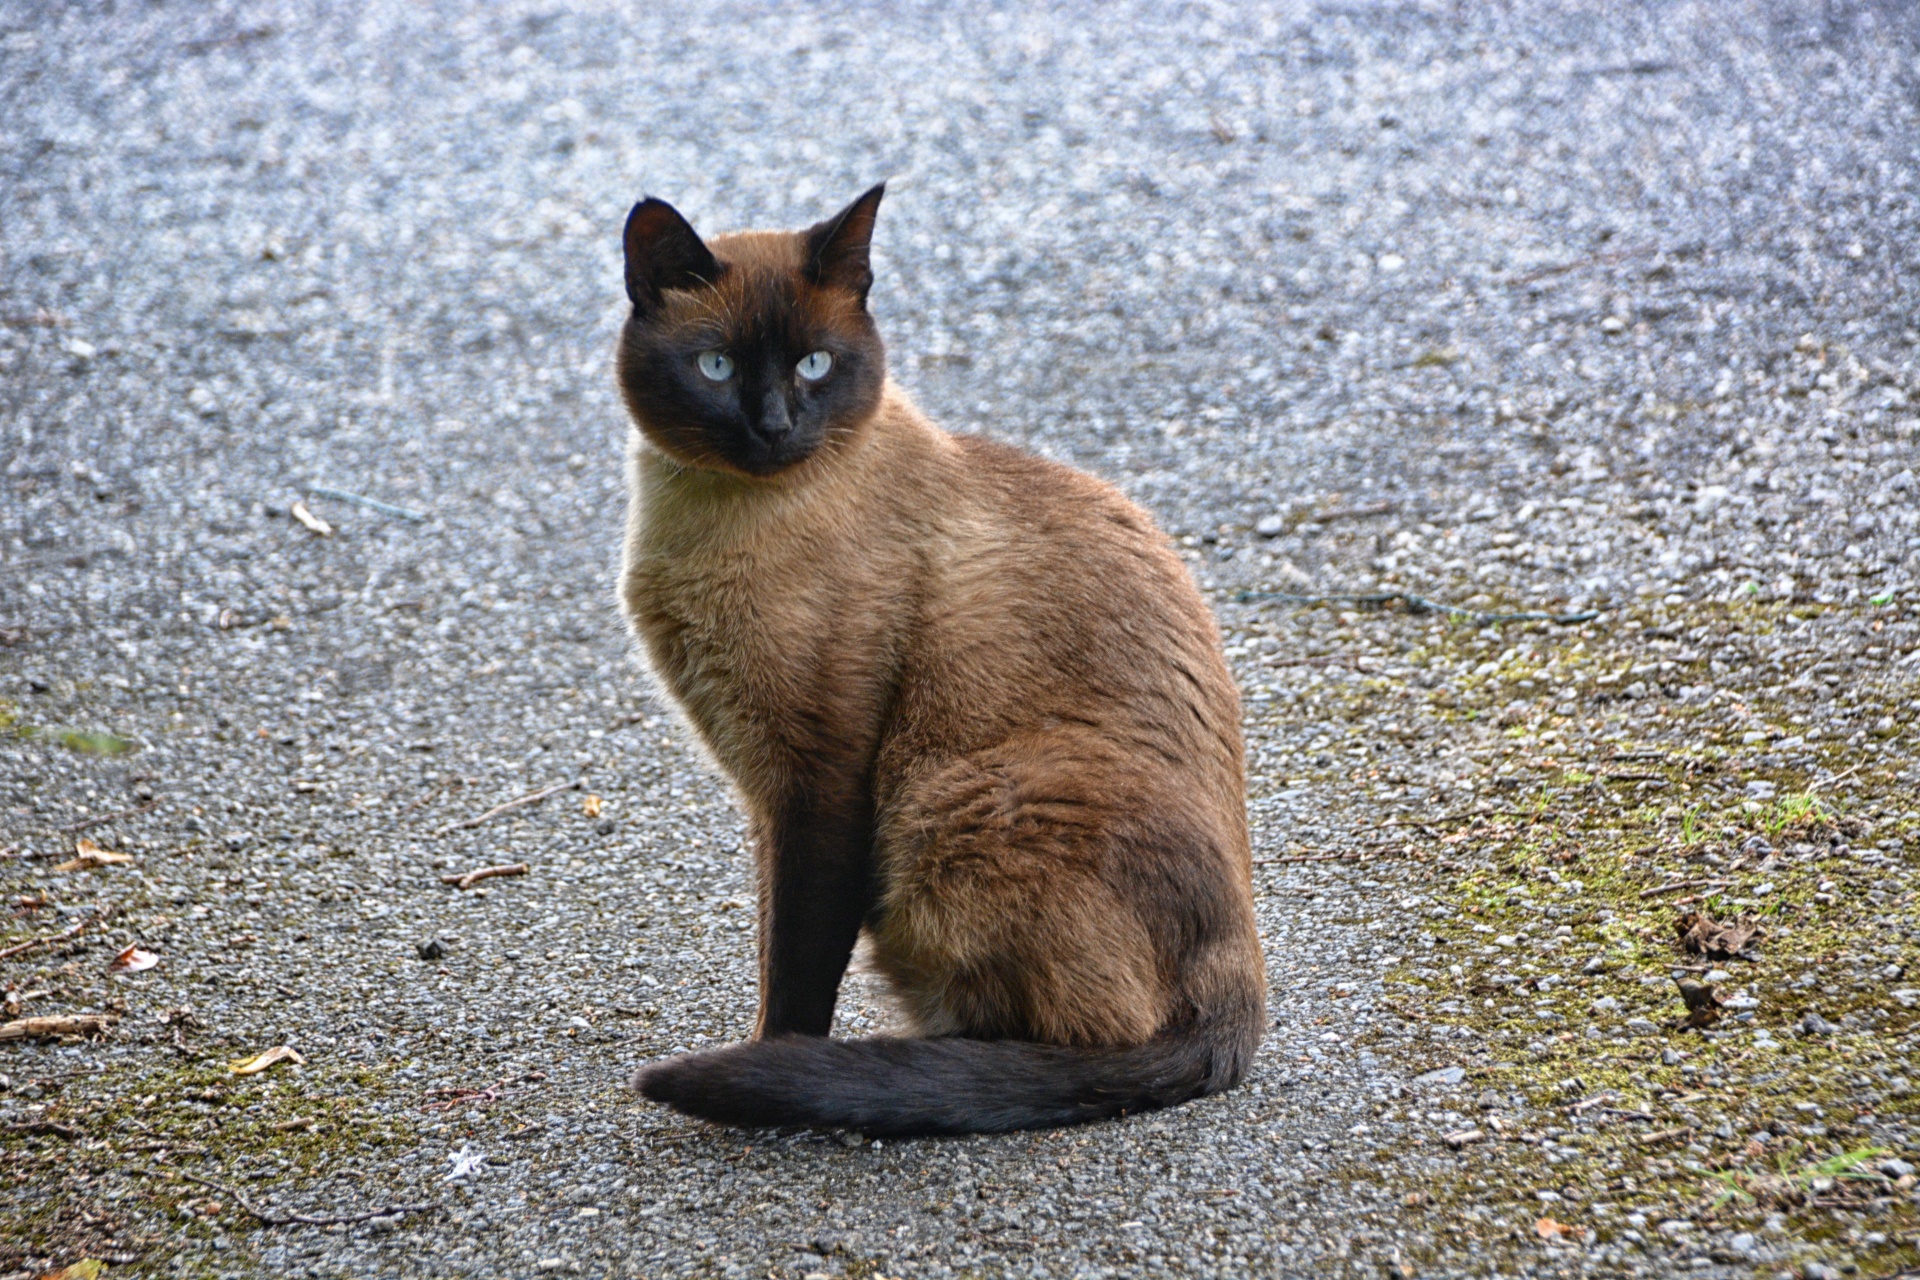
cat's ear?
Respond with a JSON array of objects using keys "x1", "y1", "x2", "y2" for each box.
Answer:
[
  {"x1": 803, "y1": 183, "x2": 886, "y2": 304},
  {"x1": 623, "y1": 197, "x2": 723, "y2": 311}
]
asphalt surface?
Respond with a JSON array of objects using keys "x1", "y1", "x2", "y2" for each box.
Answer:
[{"x1": 3, "y1": 1, "x2": 1918, "y2": 1277}]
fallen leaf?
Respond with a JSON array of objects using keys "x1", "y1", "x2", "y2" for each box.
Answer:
[
  {"x1": 1676, "y1": 977, "x2": 1725, "y2": 1029},
  {"x1": 289, "y1": 499, "x2": 332, "y2": 536},
  {"x1": 230, "y1": 1044, "x2": 306, "y2": 1075},
  {"x1": 38, "y1": 1261, "x2": 107, "y2": 1280},
  {"x1": 54, "y1": 838, "x2": 135, "y2": 872},
  {"x1": 582, "y1": 794, "x2": 602, "y2": 818},
  {"x1": 1534, "y1": 1216, "x2": 1575, "y2": 1239},
  {"x1": 107, "y1": 945, "x2": 159, "y2": 974},
  {"x1": 55, "y1": 730, "x2": 135, "y2": 757},
  {"x1": 1676, "y1": 910, "x2": 1764, "y2": 960}
]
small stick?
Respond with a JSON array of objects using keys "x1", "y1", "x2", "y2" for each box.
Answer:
[
  {"x1": 422, "y1": 1078, "x2": 508, "y2": 1112},
  {"x1": 308, "y1": 485, "x2": 427, "y2": 523},
  {"x1": 0, "y1": 1014, "x2": 118, "y2": 1040},
  {"x1": 1304, "y1": 501, "x2": 1398, "y2": 524},
  {"x1": 1808, "y1": 762, "x2": 1866, "y2": 794},
  {"x1": 4, "y1": 1120, "x2": 80, "y2": 1138},
  {"x1": 1366, "y1": 813, "x2": 1481, "y2": 830},
  {"x1": 164, "y1": 1169, "x2": 437, "y2": 1228},
  {"x1": 406, "y1": 777, "x2": 464, "y2": 812},
  {"x1": 1254, "y1": 848, "x2": 1429, "y2": 866},
  {"x1": 1233, "y1": 589, "x2": 1600, "y2": 628},
  {"x1": 0, "y1": 908, "x2": 113, "y2": 962},
  {"x1": 434, "y1": 781, "x2": 580, "y2": 836},
  {"x1": 0, "y1": 309, "x2": 66, "y2": 329},
  {"x1": 1570, "y1": 1092, "x2": 1618, "y2": 1113},
  {"x1": 1639, "y1": 879, "x2": 1734, "y2": 898},
  {"x1": 1367, "y1": 809, "x2": 1548, "y2": 830},
  {"x1": 55, "y1": 799, "x2": 160, "y2": 834},
  {"x1": 1509, "y1": 245, "x2": 1655, "y2": 286},
  {"x1": 122, "y1": 1141, "x2": 210, "y2": 1154},
  {"x1": 440, "y1": 863, "x2": 529, "y2": 891}
]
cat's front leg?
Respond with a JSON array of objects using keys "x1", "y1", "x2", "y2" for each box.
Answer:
[{"x1": 752, "y1": 800, "x2": 875, "y2": 1038}]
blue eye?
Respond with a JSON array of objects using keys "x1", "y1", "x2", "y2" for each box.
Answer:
[
  {"x1": 697, "y1": 351, "x2": 734, "y2": 381},
  {"x1": 796, "y1": 351, "x2": 832, "y2": 381}
]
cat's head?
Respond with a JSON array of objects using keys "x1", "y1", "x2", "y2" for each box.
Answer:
[{"x1": 616, "y1": 185, "x2": 887, "y2": 478}]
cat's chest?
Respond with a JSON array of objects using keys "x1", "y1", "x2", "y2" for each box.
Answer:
[
  {"x1": 624, "y1": 543, "x2": 802, "y2": 727},
  {"x1": 621, "y1": 506, "x2": 882, "y2": 798}
]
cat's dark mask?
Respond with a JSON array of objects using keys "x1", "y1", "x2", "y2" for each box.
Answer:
[{"x1": 616, "y1": 185, "x2": 888, "y2": 478}]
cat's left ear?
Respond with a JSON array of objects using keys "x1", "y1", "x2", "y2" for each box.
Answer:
[{"x1": 804, "y1": 183, "x2": 886, "y2": 305}]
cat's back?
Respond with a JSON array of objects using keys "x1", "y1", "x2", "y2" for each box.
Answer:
[
  {"x1": 940, "y1": 432, "x2": 1224, "y2": 664},
  {"x1": 897, "y1": 429, "x2": 1241, "y2": 778}
]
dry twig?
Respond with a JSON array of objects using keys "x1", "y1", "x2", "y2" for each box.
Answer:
[
  {"x1": 1636, "y1": 1125, "x2": 1691, "y2": 1146},
  {"x1": 4, "y1": 1120, "x2": 80, "y2": 1138},
  {"x1": 55, "y1": 800, "x2": 160, "y2": 834},
  {"x1": 1254, "y1": 848, "x2": 1428, "y2": 866},
  {"x1": 121, "y1": 1141, "x2": 210, "y2": 1154},
  {"x1": 0, "y1": 909, "x2": 115, "y2": 962},
  {"x1": 1639, "y1": 879, "x2": 1733, "y2": 898},
  {"x1": 0, "y1": 1014, "x2": 118, "y2": 1040},
  {"x1": 163, "y1": 1169, "x2": 437, "y2": 1228},
  {"x1": 1509, "y1": 244, "x2": 1655, "y2": 285},
  {"x1": 440, "y1": 863, "x2": 529, "y2": 890},
  {"x1": 423, "y1": 1078, "x2": 508, "y2": 1112},
  {"x1": 308, "y1": 485, "x2": 426, "y2": 522},
  {"x1": 1369, "y1": 809, "x2": 1552, "y2": 830},
  {"x1": 1306, "y1": 500, "x2": 1398, "y2": 524},
  {"x1": 1234, "y1": 589, "x2": 1600, "y2": 627},
  {"x1": 1808, "y1": 762, "x2": 1867, "y2": 794},
  {"x1": 433, "y1": 781, "x2": 580, "y2": 836}
]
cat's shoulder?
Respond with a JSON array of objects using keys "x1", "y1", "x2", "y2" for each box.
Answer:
[{"x1": 947, "y1": 432, "x2": 1154, "y2": 533}]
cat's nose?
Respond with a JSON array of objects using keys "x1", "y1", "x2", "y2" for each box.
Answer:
[{"x1": 755, "y1": 392, "x2": 792, "y2": 440}]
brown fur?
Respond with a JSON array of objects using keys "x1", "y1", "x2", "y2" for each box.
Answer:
[{"x1": 616, "y1": 188, "x2": 1265, "y2": 1133}]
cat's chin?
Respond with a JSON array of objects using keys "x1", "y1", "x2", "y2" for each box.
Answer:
[{"x1": 638, "y1": 432, "x2": 824, "y2": 482}]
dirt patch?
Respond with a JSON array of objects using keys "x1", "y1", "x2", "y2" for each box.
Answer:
[{"x1": 1277, "y1": 594, "x2": 1920, "y2": 1276}]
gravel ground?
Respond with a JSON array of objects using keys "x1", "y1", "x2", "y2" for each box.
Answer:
[{"x1": 3, "y1": 1, "x2": 1918, "y2": 1277}]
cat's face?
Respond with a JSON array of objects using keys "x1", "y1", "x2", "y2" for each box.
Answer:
[{"x1": 616, "y1": 186, "x2": 887, "y2": 478}]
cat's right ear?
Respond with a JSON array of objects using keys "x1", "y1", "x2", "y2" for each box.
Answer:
[{"x1": 623, "y1": 198, "x2": 723, "y2": 311}]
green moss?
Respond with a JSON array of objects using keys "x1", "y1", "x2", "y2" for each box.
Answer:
[
  {"x1": 0, "y1": 1056, "x2": 415, "y2": 1271},
  {"x1": 1248, "y1": 594, "x2": 1919, "y2": 1272}
]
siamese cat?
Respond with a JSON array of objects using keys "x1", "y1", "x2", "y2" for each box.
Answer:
[{"x1": 617, "y1": 185, "x2": 1264, "y2": 1134}]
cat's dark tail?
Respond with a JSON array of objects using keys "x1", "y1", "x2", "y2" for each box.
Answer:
[{"x1": 629, "y1": 1002, "x2": 1261, "y2": 1137}]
